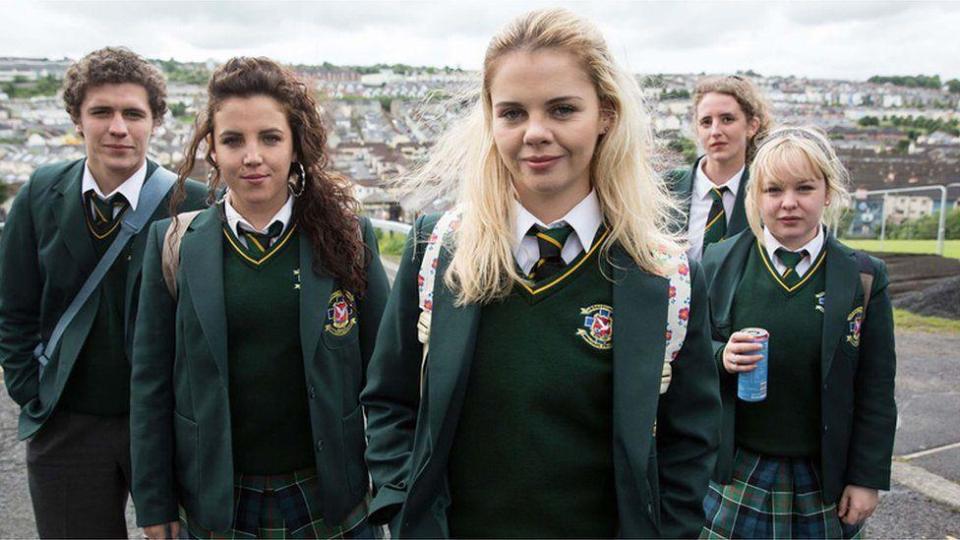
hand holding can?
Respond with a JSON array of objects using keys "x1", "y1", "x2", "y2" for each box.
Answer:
[{"x1": 733, "y1": 328, "x2": 769, "y2": 402}]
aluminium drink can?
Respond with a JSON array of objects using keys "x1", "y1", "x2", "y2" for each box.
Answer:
[{"x1": 737, "y1": 327, "x2": 769, "y2": 402}]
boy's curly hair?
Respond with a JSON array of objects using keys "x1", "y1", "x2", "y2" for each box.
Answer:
[{"x1": 62, "y1": 47, "x2": 167, "y2": 125}]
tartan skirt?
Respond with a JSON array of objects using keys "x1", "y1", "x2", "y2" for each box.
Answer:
[
  {"x1": 180, "y1": 467, "x2": 376, "y2": 539},
  {"x1": 701, "y1": 448, "x2": 864, "y2": 539}
]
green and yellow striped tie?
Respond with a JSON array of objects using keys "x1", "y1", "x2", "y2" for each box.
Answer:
[
  {"x1": 775, "y1": 248, "x2": 806, "y2": 287},
  {"x1": 239, "y1": 221, "x2": 285, "y2": 257},
  {"x1": 527, "y1": 224, "x2": 574, "y2": 282},
  {"x1": 702, "y1": 186, "x2": 728, "y2": 254}
]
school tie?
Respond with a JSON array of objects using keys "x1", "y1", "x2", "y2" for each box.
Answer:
[
  {"x1": 701, "y1": 186, "x2": 729, "y2": 254},
  {"x1": 86, "y1": 191, "x2": 129, "y2": 237},
  {"x1": 527, "y1": 224, "x2": 574, "y2": 282},
  {"x1": 775, "y1": 248, "x2": 807, "y2": 286},
  {"x1": 238, "y1": 221, "x2": 285, "y2": 255}
]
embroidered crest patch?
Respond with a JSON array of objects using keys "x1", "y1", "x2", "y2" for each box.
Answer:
[
  {"x1": 846, "y1": 306, "x2": 864, "y2": 347},
  {"x1": 815, "y1": 291, "x2": 826, "y2": 313},
  {"x1": 577, "y1": 304, "x2": 613, "y2": 350},
  {"x1": 325, "y1": 289, "x2": 357, "y2": 336}
]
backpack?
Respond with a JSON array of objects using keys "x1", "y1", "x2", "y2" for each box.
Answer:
[
  {"x1": 416, "y1": 210, "x2": 692, "y2": 395},
  {"x1": 161, "y1": 210, "x2": 203, "y2": 298}
]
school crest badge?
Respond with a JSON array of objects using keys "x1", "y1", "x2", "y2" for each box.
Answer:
[
  {"x1": 815, "y1": 291, "x2": 826, "y2": 313},
  {"x1": 325, "y1": 289, "x2": 357, "y2": 336},
  {"x1": 846, "y1": 306, "x2": 864, "y2": 347},
  {"x1": 578, "y1": 304, "x2": 613, "y2": 350}
]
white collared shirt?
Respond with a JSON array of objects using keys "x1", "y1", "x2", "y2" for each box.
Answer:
[
  {"x1": 224, "y1": 193, "x2": 294, "y2": 249},
  {"x1": 81, "y1": 160, "x2": 148, "y2": 218},
  {"x1": 763, "y1": 226, "x2": 825, "y2": 278},
  {"x1": 513, "y1": 190, "x2": 603, "y2": 275},
  {"x1": 686, "y1": 161, "x2": 744, "y2": 262}
]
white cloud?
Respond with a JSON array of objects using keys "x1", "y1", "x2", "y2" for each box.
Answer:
[{"x1": 3, "y1": 0, "x2": 959, "y2": 80}]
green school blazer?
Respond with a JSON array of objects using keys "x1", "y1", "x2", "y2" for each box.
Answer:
[
  {"x1": 129, "y1": 207, "x2": 389, "y2": 531},
  {"x1": 361, "y1": 214, "x2": 722, "y2": 539},
  {"x1": 700, "y1": 230, "x2": 897, "y2": 503},
  {"x1": 0, "y1": 158, "x2": 206, "y2": 440},
  {"x1": 664, "y1": 155, "x2": 750, "y2": 237}
]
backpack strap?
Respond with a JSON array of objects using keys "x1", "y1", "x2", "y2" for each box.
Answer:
[
  {"x1": 659, "y1": 250, "x2": 692, "y2": 394},
  {"x1": 415, "y1": 210, "x2": 462, "y2": 395},
  {"x1": 855, "y1": 251, "x2": 876, "y2": 313},
  {"x1": 33, "y1": 166, "x2": 176, "y2": 373},
  {"x1": 161, "y1": 210, "x2": 203, "y2": 299}
]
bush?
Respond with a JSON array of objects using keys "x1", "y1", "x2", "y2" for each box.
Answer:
[{"x1": 375, "y1": 228, "x2": 407, "y2": 256}]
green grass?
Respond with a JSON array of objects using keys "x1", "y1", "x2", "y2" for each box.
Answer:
[
  {"x1": 840, "y1": 239, "x2": 960, "y2": 259},
  {"x1": 375, "y1": 230, "x2": 407, "y2": 257},
  {"x1": 893, "y1": 308, "x2": 960, "y2": 334}
]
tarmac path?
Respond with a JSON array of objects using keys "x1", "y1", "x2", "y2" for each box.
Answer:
[{"x1": 0, "y1": 328, "x2": 958, "y2": 538}]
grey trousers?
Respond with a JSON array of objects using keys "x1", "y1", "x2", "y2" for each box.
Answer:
[{"x1": 26, "y1": 409, "x2": 131, "y2": 539}]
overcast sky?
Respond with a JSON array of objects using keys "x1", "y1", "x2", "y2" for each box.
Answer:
[{"x1": 4, "y1": 1, "x2": 959, "y2": 81}]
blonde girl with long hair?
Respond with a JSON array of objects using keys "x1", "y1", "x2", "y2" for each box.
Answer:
[
  {"x1": 362, "y1": 8, "x2": 721, "y2": 538},
  {"x1": 700, "y1": 126, "x2": 896, "y2": 538}
]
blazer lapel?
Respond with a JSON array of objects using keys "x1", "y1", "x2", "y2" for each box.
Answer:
[
  {"x1": 707, "y1": 233, "x2": 754, "y2": 338},
  {"x1": 54, "y1": 160, "x2": 97, "y2": 273},
  {"x1": 426, "y1": 247, "x2": 480, "y2": 450},
  {"x1": 299, "y1": 236, "x2": 334, "y2": 369},
  {"x1": 821, "y1": 236, "x2": 859, "y2": 381},
  {"x1": 611, "y1": 247, "x2": 668, "y2": 477},
  {"x1": 182, "y1": 209, "x2": 230, "y2": 384},
  {"x1": 676, "y1": 157, "x2": 700, "y2": 230},
  {"x1": 728, "y1": 167, "x2": 750, "y2": 234}
]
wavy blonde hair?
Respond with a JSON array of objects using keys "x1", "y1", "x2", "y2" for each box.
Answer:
[
  {"x1": 405, "y1": 8, "x2": 680, "y2": 305},
  {"x1": 746, "y1": 126, "x2": 852, "y2": 242}
]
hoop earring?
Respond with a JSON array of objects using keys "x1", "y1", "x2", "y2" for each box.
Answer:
[{"x1": 288, "y1": 162, "x2": 306, "y2": 198}]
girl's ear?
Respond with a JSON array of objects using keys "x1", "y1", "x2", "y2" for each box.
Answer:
[{"x1": 747, "y1": 116, "x2": 761, "y2": 139}]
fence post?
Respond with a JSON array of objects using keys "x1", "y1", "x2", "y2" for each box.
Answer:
[
  {"x1": 880, "y1": 194, "x2": 887, "y2": 250},
  {"x1": 936, "y1": 186, "x2": 947, "y2": 256}
]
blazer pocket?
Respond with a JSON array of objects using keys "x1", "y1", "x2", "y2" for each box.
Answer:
[
  {"x1": 342, "y1": 405, "x2": 368, "y2": 499},
  {"x1": 173, "y1": 411, "x2": 200, "y2": 503}
]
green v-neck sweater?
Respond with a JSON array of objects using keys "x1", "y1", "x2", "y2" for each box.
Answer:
[
  {"x1": 732, "y1": 242, "x2": 826, "y2": 458},
  {"x1": 222, "y1": 226, "x2": 314, "y2": 474},
  {"x1": 447, "y1": 243, "x2": 618, "y2": 538},
  {"x1": 59, "y1": 206, "x2": 131, "y2": 415}
]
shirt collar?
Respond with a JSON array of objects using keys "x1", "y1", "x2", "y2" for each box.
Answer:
[
  {"x1": 694, "y1": 160, "x2": 744, "y2": 201},
  {"x1": 81, "y1": 160, "x2": 148, "y2": 210},
  {"x1": 763, "y1": 225, "x2": 825, "y2": 262},
  {"x1": 513, "y1": 190, "x2": 603, "y2": 251},
  {"x1": 224, "y1": 192, "x2": 294, "y2": 235}
]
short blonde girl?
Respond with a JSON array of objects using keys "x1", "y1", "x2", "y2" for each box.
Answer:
[
  {"x1": 406, "y1": 7, "x2": 680, "y2": 306},
  {"x1": 746, "y1": 125, "x2": 851, "y2": 242}
]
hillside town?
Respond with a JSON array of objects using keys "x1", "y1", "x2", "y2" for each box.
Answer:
[{"x1": 1, "y1": 56, "x2": 959, "y2": 233}]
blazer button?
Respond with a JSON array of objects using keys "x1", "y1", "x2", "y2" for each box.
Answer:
[
  {"x1": 316, "y1": 439, "x2": 324, "y2": 451},
  {"x1": 647, "y1": 503, "x2": 654, "y2": 515},
  {"x1": 309, "y1": 386, "x2": 316, "y2": 399}
]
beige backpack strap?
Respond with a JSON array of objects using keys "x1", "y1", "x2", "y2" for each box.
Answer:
[
  {"x1": 854, "y1": 251, "x2": 876, "y2": 314},
  {"x1": 161, "y1": 210, "x2": 202, "y2": 298},
  {"x1": 860, "y1": 273, "x2": 874, "y2": 313}
]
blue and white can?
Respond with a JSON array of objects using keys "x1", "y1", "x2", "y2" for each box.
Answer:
[{"x1": 737, "y1": 327, "x2": 769, "y2": 402}]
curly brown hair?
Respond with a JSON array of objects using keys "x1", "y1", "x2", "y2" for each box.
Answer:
[
  {"x1": 692, "y1": 75, "x2": 774, "y2": 164},
  {"x1": 62, "y1": 47, "x2": 167, "y2": 125},
  {"x1": 170, "y1": 57, "x2": 367, "y2": 294}
]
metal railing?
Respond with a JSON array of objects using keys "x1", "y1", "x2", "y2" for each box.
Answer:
[{"x1": 854, "y1": 183, "x2": 959, "y2": 256}]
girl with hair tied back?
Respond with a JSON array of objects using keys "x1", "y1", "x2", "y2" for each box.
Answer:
[
  {"x1": 666, "y1": 75, "x2": 773, "y2": 262},
  {"x1": 699, "y1": 126, "x2": 896, "y2": 539},
  {"x1": 361, "y1": 8, "x2": 721, "y2": 539},
  {"x1": 130, "y1": 57, "x2": 389, "y2": 539}
]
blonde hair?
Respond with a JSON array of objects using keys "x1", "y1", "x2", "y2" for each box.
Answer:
[
  {"x1": 403, "y1": 8, "x2": 681, "y2": 305},
  {"x1": 746, "y1": 126, "x2": 851, "y2": 242},
  {"x1": 693, "y1": 75, "x2": 773, "y2": 163}
]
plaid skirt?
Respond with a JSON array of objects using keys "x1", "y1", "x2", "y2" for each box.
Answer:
[
  {"x1": 180, "y1": 468, "x2": 377, "y2": 539},
  {"x1": 701, "y1": 448, "x2": 864, "y2": 539}
]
